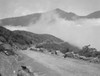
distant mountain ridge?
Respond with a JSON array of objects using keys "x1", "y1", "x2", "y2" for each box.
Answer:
[
  {"x1": 86, "y1": 11, "x2": 100, "y2": 18},
  {"x1": 79, "y1": 11, "x2": 100, "y2": 19},
  {"x1": 0, "y1": 8, "x2": 100, "y2": 26},
  {"x1": 0, "y1": 13, "x2": 41, "y2": 26},
  {"x1": 55, "y1": 8, "x2": 78, "y2": 20}
]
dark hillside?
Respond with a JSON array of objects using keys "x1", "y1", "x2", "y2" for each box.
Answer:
[
  {"x1": 13, "y1": 30, "x2": 63, "y2": 44},
  {"x1": 0, "y1": 26, "x2": 64, "y2": 50},
  {"x1": 0, "y1": 26, "x2": 32, "y2": 49},
  {"x1": 36, "y1": 41, "x2": 80, "y2": 54}
]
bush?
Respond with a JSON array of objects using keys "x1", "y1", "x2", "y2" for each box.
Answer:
[{"x1": 78, "y1": 45, "x2": 100, "y2": 58}]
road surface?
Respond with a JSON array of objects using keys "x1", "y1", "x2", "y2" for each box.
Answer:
[{"x1": 21, "y1": 50, "x2": 100, "y2": 76}]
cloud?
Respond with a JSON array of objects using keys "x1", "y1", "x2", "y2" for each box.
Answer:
[
  {"x1": 5, "y1": 18, "x2": 100, "y2": 50},
  {"x1": 75, "y1": 18, "x2": 100, "y2": 26},
  {"x1": 14, "y1": 7, "x2": 33, "y2": 16},
  {"x1": 4, "y1": 25, "x2": 28, "y2": 31},
  {"x1": 24, "y1": 18, "x2": 100, "y2": 50}
]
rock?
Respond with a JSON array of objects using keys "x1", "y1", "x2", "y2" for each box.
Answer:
[{"x1": 17, "y1": 65, "x2": 35, "y2": 76}]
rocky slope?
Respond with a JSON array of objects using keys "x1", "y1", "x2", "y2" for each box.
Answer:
[{"x1": 0, "y1": 26, "x2": 64, "y2": 49}]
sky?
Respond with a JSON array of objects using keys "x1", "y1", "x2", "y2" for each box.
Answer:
[{"x1": 0, "y1": 0, "x2": 100, "y2": 18}]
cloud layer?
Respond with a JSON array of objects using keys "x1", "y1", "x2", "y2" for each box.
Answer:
[{"x1": 5, "y1": 18, "x2": 100, "y2": 50}]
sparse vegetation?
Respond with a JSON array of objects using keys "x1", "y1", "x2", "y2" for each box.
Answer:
[
  {"x1": 78, "y1": 45, "x2": 100, "y2": 58},
  {"x1": 36, "y1": 42, "x2": 80, "y2": 54}
]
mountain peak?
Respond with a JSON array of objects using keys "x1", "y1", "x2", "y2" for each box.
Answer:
[
  {"x1": 55, "y1": 8, "x2": 64, "y2": 12},
  {"x1": 53, "y1": 8, "x2": 77, "y2": 20},
  {"x1": 53, "y1": 8, "x2": 67, "y2": 13}
]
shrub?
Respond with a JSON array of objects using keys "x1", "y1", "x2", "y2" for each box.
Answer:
[{"x1": 78, "y1": 45, "x2": 100, "y2": 58}]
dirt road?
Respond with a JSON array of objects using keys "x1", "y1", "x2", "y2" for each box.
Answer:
[{"x1": 21, "y1": 50, "x2": 100, "y2": 76}]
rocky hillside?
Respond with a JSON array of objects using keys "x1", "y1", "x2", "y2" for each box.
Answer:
[
  {"x1": 13, "y1": 30, "x2": 63, "y2": 44},
  {"x1": 0, "y1": 26, "x2": 32, "y2": 49},
  {"x1": 36, "y1": 41, "x2": 80, "y2": 54},
  {"x1": 0, "y1": 26, "x2": 66, "y2": 50},
  {"x1": 0, "y1": 26, "x2": 81, "y2": 55}
]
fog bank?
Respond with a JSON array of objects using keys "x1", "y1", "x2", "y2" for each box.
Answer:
[{"x1": 5, "y1": 18, "x2": 100, "y2": 51}]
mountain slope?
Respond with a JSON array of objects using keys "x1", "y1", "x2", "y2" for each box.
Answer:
[
  {"x1": 36, "y1": 41, "x2": 80, "y2": 53},
  {"x1": 0, "y1": 26, "x2": 80, "y2": 54},
  {"x1": 0, "y1": 26, "x2": 33, "y2": 49},
  {"x1": 0, "y1": 8, "x2": 80, "y2": 26},
  {"x1": 0, "y1": 8, "x2": 100, "y2": 27},
  {"x1": 86, "y1": 11, "x2": 100, "y2": 18},
  {"x1": 79, "y1": 11, "x2": 100, "y2": 19},
  {"x1": 0, "y1": 13, "x2": 41, "y2": 26},
  {"x1": 0, "y1": 26, "x2": 63, "y2": 48},
  {"x1": 55, "y1": 8, "x2": 78, "y2": 20},
  {"x1": 13, "y1": 30, "x2": 64, "y2": 44}
]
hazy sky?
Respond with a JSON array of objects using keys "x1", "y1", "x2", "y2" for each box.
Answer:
[{"x1": 0, "y1": 0, "x2": 100, "y2": 18}]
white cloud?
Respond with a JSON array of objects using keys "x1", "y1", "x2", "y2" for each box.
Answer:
[
  {"x1": 4, "y1": 18, "x2": 100, "y2": 50},
  {"x1": 75, "y1": 18, "x2": 100, "y2": 26},
  {"x1": 14, "y1": 7, "x2": 33, "y2": 16},
  {"x1": 4, "y1": 25, "x2": 28, "y2": 31}
]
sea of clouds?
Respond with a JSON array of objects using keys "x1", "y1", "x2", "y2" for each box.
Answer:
[{"x1": 5, "y1": 18, "x2": 100, "y2": 50}]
